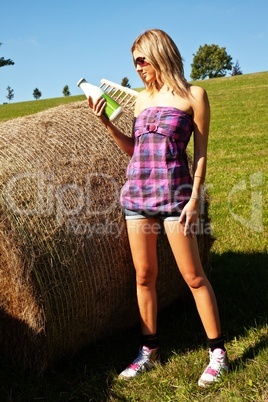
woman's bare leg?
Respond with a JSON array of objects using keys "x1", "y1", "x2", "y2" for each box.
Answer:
[
  {"x1": 126, "y1": 218, "x2": 160, "y2": 335},
  {"x1": 164, "y1": 220, "x2": 221, "y2": 339}
]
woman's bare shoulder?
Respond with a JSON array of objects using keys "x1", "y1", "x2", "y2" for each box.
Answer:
[
  {"x1": 134, "y1": 89, "x2": 150, "y2": 116},
  {"x1": 188, "y1": 85, "x2": 210, "y2": 112},
  {"x1": 189, "y1": 84, "x2": 208, "y2": 100}
]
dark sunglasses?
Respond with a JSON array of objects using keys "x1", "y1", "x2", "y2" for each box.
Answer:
[{"x1": 135, "y1": 57, "x2": 150, "y2": 67}]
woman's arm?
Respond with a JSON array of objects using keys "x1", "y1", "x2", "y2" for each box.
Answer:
[
  {"x1": 88, "y1": 96, "x2": 135, "y2": 157},
  {"x1": 190, "y1": 85, "x2": 210, "y2": 199},
  {"x1": 179, "y1": 85, "x2": 210, "y2": 236}
]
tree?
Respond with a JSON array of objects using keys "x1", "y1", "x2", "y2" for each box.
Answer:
[
  {"x1": 231, "y1": 60, "x2": 243, "y2": 76},
  {"x1": 62, "y1": 85, "x2": 71, "y2": 96},
  {"x1": 33, "y1": 88, "x2": 42, "y2": 100},
  {"x1": 121, "y1": 77, "x2": 131, "y2": 88},
  {"x1": 0, "y1": 42, "x2": 15, "y2": 68},
  {"x1": 6, "y1": 86, "x2": 14, "y2": 102},
  {"x1": 190, "y1": 44, "x2": 233, "y2": 80}
]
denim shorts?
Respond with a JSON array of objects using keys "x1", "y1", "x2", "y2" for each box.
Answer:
[{"x1": 124, "y1": 208, "x2": 181, "y2": 221}]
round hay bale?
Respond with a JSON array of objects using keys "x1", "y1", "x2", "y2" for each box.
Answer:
[{"x1": 0, "y1": 101, "x2": 214, "y2": 372}]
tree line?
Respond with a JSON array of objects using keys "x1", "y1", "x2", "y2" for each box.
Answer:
[{"x1": 1, "y1": 42, "x2": 242, "y2": 103}]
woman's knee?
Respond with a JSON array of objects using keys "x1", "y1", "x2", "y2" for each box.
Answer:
[
  {"x1": 135, "y1": 265, "x2": 157, "y2": 287},
  {"x1": 182, "y1": 272, "x2": 207, "y2": 289}
]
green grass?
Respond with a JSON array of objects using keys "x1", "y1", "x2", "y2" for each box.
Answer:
[
  {"x1": 0, "y1": 72, "x2": 267, "y2": 401},
  {"x1": 0, "y1": 95, "x2": 85, "y2": 122}
]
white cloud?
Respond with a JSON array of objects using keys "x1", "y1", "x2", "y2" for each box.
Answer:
[{"x1": 8, "y1": 37, "x2": 38, "y2": 47}]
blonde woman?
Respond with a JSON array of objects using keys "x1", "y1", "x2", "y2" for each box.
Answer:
[{"x1": 88, "y1": 28, "x2": 228, "y2": 387}]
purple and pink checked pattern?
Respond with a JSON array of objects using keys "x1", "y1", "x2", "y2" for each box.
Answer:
[{"x1": 120, "y1": 106, "x2": 194, "y2": 214}]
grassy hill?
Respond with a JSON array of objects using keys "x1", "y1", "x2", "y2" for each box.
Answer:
[
  {"x1": 0, "y1": 94, "x2": 85, "y2": 122},
  {"x1": 0, "y1": 72, "x2": 267, "y2": 401}
]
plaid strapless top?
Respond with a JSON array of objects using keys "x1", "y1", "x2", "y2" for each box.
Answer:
[{"x1": 120, "y1": 106, "x2": 194, "y2": 214}]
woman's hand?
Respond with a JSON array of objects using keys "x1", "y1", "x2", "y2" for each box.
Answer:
[
  {"x1": 179, "y1": 198, "x2": 200, "y2": 237},
  {"x1": 87, "y1": 96, "x2": 110, "y2": 125}
]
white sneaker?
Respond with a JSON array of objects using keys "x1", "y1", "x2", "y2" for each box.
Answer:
[
  {"x1": 198, "y1": 348, "x2": 229, "y2": 387},
  {"x1": 118, "y1": 345, "x2": 160, "y2": 379}
]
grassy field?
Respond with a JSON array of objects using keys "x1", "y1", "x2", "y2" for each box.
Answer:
[
  {"x1": 0, "y1": 72, "x2": 267, "y2": 401},
  {"x1": 0, "y1": 95, "x2": 85, "y2": 122}
]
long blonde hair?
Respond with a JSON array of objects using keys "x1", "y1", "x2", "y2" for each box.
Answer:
[{"x1": 131, "y1": 29, "x2": 190, "y2": 97}]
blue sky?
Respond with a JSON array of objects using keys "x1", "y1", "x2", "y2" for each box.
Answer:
[{"x1": 1, "y1": 0, "x2": 267, "y2": 103}]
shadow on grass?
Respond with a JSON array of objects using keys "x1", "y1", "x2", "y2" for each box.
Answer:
[
  {"x1": 0, "y1": 251, "x2": 267, "y2": 401},
  {"x1": 229, "y1": 335, "x2": 268, "y2": 373}
]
